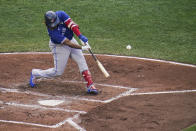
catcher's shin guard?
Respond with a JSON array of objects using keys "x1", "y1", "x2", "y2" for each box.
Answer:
[{"x1": 82, "y1": 70, "x2": 98, "y2": 94}]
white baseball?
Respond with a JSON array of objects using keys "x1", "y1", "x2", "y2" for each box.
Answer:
[{"x1": 126, "y1": 45, "x2": 131, "y2": 50}]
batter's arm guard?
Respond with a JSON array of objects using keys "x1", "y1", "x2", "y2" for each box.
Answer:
[
  {"x1": 65, "y1": 18, "x2": 81, "y2": 36},
  {"x1": 64, "y1": 18, "x2": 88, "y2": 43}
]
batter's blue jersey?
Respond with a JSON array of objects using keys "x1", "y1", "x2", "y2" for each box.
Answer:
[{"x1": 47, "y1": 11, "x2": 73, "y2": 44}]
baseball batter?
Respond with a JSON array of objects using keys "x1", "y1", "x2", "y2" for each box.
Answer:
[{"x1": 29, "y1": 10, "x2": 98, "y2": 94}]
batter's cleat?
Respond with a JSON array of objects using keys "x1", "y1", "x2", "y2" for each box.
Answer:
[
  {"x1": 29, "y1": 72, "x2": 36, "y2": 88},
  {"x1": 87, "y1": 84, "x2": 98, "y2": 94}
]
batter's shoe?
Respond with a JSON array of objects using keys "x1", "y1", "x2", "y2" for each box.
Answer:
[
  {"x1": 82, "y1": 70, "x2": 98, "y2": 94},
  {"x1": 87, "y1": 84, "x2": 98, "y2": 94},
  {"x1": 29, "y1": 72, "x2": 36, "y2": 88}
]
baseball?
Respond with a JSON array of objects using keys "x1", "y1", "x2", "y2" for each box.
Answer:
[{"x1": 126, "y1": 45, "x2": 131, "y2": 50}]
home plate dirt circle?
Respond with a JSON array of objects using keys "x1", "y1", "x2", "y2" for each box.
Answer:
[{"x1": 0, "y1": 52, "x2": 196, "y2": 131}]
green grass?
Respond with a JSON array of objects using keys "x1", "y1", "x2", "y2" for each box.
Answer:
[
  {"x1": 0, "y1": 0, "x2": 195, "y2": 64},
  {"x1": 183, "y1": 124, "x2": 196, "y2": 131}
]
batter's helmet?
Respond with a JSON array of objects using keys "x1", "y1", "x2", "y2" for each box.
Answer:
[{"x1": 44, "y1": 11, "x2": 60, "y2": 29}]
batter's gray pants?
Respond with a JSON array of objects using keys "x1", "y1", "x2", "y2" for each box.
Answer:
[{"x1": 32, "y1": 38, "x2": 89, "y2": 78}]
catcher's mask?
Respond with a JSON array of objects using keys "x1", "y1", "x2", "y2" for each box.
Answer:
[{"x1": 44, "y1": 11, "x2": 60, "y2": 29}]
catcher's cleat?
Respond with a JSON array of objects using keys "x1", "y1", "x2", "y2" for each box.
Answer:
[
  {"x1": 87, "y1": 84, "x2": 98, "y2": 94},
  {"x1": 29, "y1": 72, "x2": 36, "y2": 88}
]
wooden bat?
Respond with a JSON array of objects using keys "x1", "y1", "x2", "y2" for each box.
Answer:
[
  {"x1": 81, "y1": 41, "x2": 110, "y2": 78},
  {"x1": 88, "y1": 48, "x2": 110, "y2": 78}
]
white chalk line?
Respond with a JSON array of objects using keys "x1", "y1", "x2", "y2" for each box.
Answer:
[
  {"x1": 0, "y1": 80, "x2": 136, "y2": 103},
  {"x1": 0, "y1": 52, "x2": 51, "y2": 55},
  {"x1": 0, "y1": 52, "x2": 195, "y2": 130},
  {"x1": 1, "y1": 89, "x2": 196, "y2": 130},
  {"x1": 67, "y1": 114, "x2": 86, "y2": 131},
  {"x1": 0, "y1": 52, "x2": 195, "y2": 68},
  {"x1": 96, "y1": 54, "x2": 196, "y2": 68},
  {"x1": 1, "y1": 85, "x2": 196, "y2": 130},
  {"x1": 131, "y1": 89, "x2": 196, "y2": 96},
  {"x1": 4, "y1": 102, "x2": 86, "y2": 114},
  {"x1": 103, "y1": 88, "x2": 137, "y2": 103},
  {"x1": 0, "y1": 102, "x2": 86, "y2": 130},
  {"x1": 0, "y1": 100, "x2": 86, "y2": 129},
  {"x1": 0, "y1": 113, "x2": 83, "y2": 129},
  {"x1": 3, "y1": 89, "x2": 195, "y2": 105},
  {"x1": 58, "y1": 80, "x2": 137, "y2": 103},
  {"x1": 0, "y1": 86, "x2": 103, "y2": 103},
  {"x1": 62, "y1": 80, "x2": 133, "y2": 89},
  {"x1": 1, "y1": 88, "x2": 196, "y2": 130},
  {"x1": 50, "y1": 85, "x2": 196, "y2": 131},
  {"x1": 49, "y1": 80, "x2": 137, "y2": 103},
  {"x1": 0, "y1": 86, "x2": 136, "y2": 104},
  {"x1": 0, "y1": 119, "x2": 54, "y2": 128},
  {"x1": 0, "y1": 87, "x2": 53, "y2": 97},
  {"x1": 0, "y1": 81, "x2": 135, "y2": 130}
]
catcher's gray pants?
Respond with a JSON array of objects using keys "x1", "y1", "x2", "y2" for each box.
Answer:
[{"x1": 32, "y1": 38, "x2": 88, "y2": 78}]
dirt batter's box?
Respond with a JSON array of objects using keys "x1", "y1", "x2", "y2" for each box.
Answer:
[{"x1": 0, "y1": 81, "x2": 136, "y2": 130}]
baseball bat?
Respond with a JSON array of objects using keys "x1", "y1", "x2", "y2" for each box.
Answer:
[
  {"x1": 80, "y1": 41, "x2": 110, "y2": 78},
  {"x1": 88, "y1": 49, "x2": 110, "y2": 78}
]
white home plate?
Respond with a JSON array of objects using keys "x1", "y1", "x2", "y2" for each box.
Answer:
[{"x1": 38, "y1": 100, "x2": 64, "y2": 106}]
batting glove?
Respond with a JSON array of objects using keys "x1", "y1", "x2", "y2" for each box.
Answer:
[
  {"x1": 82, "y1": 44, "x2": 91, "y2": 51},
  {"x1": 79, "y1": 34, "x2": 88, "y2": 43}
]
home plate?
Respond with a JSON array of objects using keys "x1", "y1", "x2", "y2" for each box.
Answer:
[{"x1": 38, "y1": 100, "x2": 64, "y2": 106}]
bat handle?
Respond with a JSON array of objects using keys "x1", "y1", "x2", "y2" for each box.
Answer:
[
  {"x1": 88, "y1": 49, "x2": 97, "y2": 61},
  {"x1": 80, "y1": 40, "x2": 97, "y2": 61}
]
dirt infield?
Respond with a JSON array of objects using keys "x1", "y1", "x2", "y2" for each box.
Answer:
[{"x1": 0, "y1": 53, "x2": 196, "y2": 131}]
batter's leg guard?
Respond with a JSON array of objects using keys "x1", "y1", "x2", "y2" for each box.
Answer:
[
  {"x1": 82, "y1": 70, "x2": 98, "y2": 94},
  {"x1": 29, "y1": 72, "x2": 36, "y2": 88}
]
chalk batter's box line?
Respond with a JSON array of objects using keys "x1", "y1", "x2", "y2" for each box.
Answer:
[
  {"x1": 1, "y1": 89, "x2": 196, "y2": 131},
  {"x1": 0, "y1": 80, "x2": 137, "y2": 103},
  {"x1": 0, "y1": 100, "x2": 86, "y2": 130},
  {"x1": 3, "y1": 102, "x2": 86, "y2": 114},
  {"x1": 61, "y1": 80, "x2": 137, "y2": 103},
  {"x1": 0, "y1": 82, "x2": 136, "y2": 130},
  {"x1": 0, "y1": 89, "x2": 196, "y2": 130},
  {"x1": 0, "y1": 100, "x2": 87, "y2": 130},
  {"x1": 0, "y1": 98, "x2": 87, "y2": 130},
  {"x1": 0, "y1": 113, "x2": 86, "y2": 131},
  {"x1": 0, "y1": 52, "x2": 195, "y2": 130}
]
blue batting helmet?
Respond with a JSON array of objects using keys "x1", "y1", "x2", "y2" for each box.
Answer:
[{"x1": 44, "y1": 11, "x2": 60, "y2": 29}]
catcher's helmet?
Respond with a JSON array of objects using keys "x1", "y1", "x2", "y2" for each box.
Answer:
[{"x1": 44, "y1": 11, "x2": 60, "y2": 29}]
